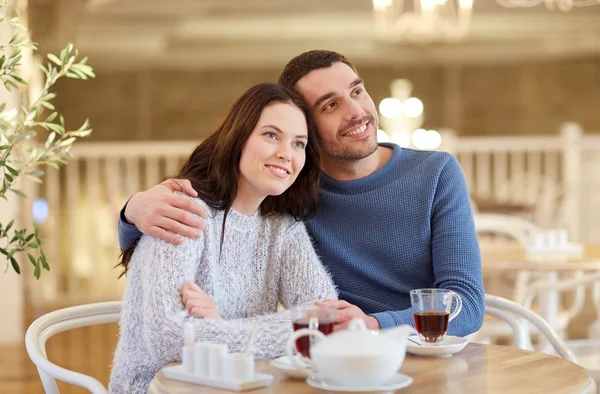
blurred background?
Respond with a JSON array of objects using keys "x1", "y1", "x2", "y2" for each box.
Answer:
[{"x1": 2, "y1": 0, "x2": 600, "y2": 392}]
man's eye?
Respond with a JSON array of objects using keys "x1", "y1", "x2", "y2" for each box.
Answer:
[
  {"x1": 353, "y1": 88, "x2": 363, "y2": 96},
  {"x1": 324, "y1": 102, "x2": 337, "y2": 111}
]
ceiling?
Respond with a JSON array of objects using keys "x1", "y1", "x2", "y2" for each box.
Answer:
[{"x1": 30, "y1": 0, "x2": 600, "y2": 70}]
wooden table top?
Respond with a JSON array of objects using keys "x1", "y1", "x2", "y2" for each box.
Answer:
[
  {"x1": 472, "y1": 196, "x2": 534, "y2": 217},
  {"x1": 148, "y1": 343, "x2": 595, "y2": 394},
  {"x1": 481, "y1": 244, "x2": 600, "y2": 271}
]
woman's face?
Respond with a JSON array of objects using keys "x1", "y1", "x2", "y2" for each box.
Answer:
[{"x1": 238, "y1": 102, "x2": 309, "y2": 202}]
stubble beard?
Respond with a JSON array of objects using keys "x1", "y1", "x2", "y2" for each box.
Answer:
[{"x1": 325, "y1": 114, "x2": 379, "y2": 161}]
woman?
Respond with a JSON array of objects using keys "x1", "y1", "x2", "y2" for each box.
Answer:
[{"x1": 109, "y1": 83, "x2": 337, "y2": 394}]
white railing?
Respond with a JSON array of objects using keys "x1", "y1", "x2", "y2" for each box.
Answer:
[
  {"x1": 18, "y1": 141, "x2": 199, "y2": 306},
  {"x1": 440, "y1": 122, "x2": 585, "y2": 239},
  {"x1": 16, "y1": 123, "x2": 599, "y2": 305}
]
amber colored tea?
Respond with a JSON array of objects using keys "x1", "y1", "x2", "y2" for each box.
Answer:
[
  {"x1": 292, "y1": 318, "x2": 335, "y2": 358},
  {"x1": 413, "y1": 311, "x2": 449, "y2": 343}
]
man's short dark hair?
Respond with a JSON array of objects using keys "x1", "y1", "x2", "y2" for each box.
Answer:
[{"x1": 278, "y1": 50, "x2": 358, "y2": 91}]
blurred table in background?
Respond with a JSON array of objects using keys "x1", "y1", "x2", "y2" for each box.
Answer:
[
  {"x1": 481, "y1": 245, "x2": 600, "y2": 272},
  {"x1": 472, "y1": 196, "x2": 535, "y2": 217},
  {"x1": 481, "y1": 244, "x2": 600, "y2": 349}
]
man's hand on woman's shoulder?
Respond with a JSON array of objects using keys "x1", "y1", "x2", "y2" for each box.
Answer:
[{"x1": 124, "y1": 178, "x2": 208, "y2": 245}]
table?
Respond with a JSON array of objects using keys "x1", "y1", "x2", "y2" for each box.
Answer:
[
  {"x1": 472, "y1": 196, "x2": 534, "y2": 218},
  {"x1": 149, "y1": 343, "x2": 595, "y2": 394},
  {"x1": 481, "y1": 244, "x2": 600, "y2": 351},
  {"x1": 481, "y1": 244, "x2": 600, "y2": 272}
]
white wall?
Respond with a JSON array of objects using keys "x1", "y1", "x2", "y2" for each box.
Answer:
[{"x1": 0, "y1": 0, "x2": 25, "y2": 344}]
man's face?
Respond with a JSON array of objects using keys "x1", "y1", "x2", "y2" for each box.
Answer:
[{"x1": 295, "y1": 62, "x2": 379, "y2": 162}]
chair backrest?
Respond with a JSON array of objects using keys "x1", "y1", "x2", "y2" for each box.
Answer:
[
  {"x1": 474, "y1": 213, "x2": 540, "y2": 247},
  {"x1": 521, "y1": 270, "x2": 600, "y2": 328},
  {"x1": 476, "y1": 214, "x2": 542, "y2": 303},
  {"x1": 484, "y1": 294, "x2": 576, "y2": 362},
  {"x1": 25, "y1": 301, "x2": 121, "y2": 394}
]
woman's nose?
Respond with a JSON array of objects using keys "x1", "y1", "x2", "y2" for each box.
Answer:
[{"x1": 277, "y1": 147, "x2": 292, "y2": 162}]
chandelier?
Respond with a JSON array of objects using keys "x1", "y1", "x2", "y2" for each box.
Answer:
[
  {"x1": 372, "y1": 0, "x2": 474, "y2": 43},
  {"x1": 377, "y1": 79, "x2": 442, "y2": 150},
  {"x1": 495, "y1": 0, "x2": 600, "y2": 11}
]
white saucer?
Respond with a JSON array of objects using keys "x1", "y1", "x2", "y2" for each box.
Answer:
[
  {"x1": 306, "y1": 372, "x2": 413, "y2": 393},
  {"x1": 406, "y1": 335, "x2": 469, "y2": 357},
  {"x1": 270, "y1": 356, "x2": 309, "y2": 379}
]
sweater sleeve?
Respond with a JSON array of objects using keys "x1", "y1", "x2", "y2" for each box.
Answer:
[
  {"x1": 372, "y1": 155, "x2": 485, "y2": 336},
  {"x1": 129, "y1": 234, "x2": 298, "y2": 367},
  {"x1": 118, "y1": 200, "x2": 143, "y2": 250},
  {"x1": 278, "y1": 222, "x2": 338, "y2": 308}
]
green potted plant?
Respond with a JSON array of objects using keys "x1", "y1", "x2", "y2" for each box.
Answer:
[{"x1": 0, "y1": 0, "x2": 94, "y2": 278}]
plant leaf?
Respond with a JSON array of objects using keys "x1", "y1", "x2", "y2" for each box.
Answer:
[
  {"x1": 57, "y1": 137, "x2": 76, "y2": 147},
  {"x1": 11, "y1": 189, "x2": 26, "y2": 198},
  {"x1": 11, "y1": 74, "x2": 26, "y2": 84},
  {"x1": 5, "y1": 164, "x2": 18, "y2": 176},
  {"x1": 45, "y1": 111, "x2": 58, "y2": 123},
  {"x1": 28, "y1": 169, "x2": 45, "y2": 178},
  {"x1": 47, "y1": 123, "x2": 64, "y2": 134},
  {"x1": 5, "y1": 219, "x2": 13, "y2": 233},
  {"x1": 47, "y1": 53, "x2": 61, "y2": 66},
  {"x1": 10, "y1": 257, "x2": 20, "y2": 274},
  {"x1": 40, "y1": 253, "x2": 49, "y2": 270},
  {"x1": 15, "y1": 230, "x2": 25, "y2": 242},
  {"x1": 25, "y1": 174, "x2": 43, "y2": 183},
  {"x1": 41, "y1": 101, "x2": 55, "y2": 111},
  {"x1": 34, "y1": 262, "x2": 40, "y2": 279}
]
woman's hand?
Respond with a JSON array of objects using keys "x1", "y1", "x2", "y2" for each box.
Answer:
[{"x1": 180, "y1": 281, "x2": 222, "y2": 320}]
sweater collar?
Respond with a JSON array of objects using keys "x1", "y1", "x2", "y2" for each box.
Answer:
[
  {"x1": 217, "y1": 207, "x2": 261, "y2": 231},
  {"x1": 319, "y1": 143, "x2": 402, "y2": 194}
]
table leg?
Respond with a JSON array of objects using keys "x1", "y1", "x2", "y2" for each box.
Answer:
[{"x1": 539, "y1": 271, "x2": 559, "y2": 354}]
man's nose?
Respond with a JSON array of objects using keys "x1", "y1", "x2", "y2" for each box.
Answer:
[{"x1": 345, "y1": 98, "x2": 365, "y2": 121}]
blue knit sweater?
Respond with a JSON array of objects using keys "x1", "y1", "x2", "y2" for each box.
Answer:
[
  {"x1": 118, "y1": 144, "x2": 484, "y2": 337},
  {"x1": 305, "y1": 144, "x2": 484, "y2": 336}
]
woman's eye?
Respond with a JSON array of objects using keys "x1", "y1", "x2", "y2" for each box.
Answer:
[
  {"x1": 294, "y1": 141, "x2": 306, "y2": 149},
  {"x1": 265, "y1": 132, "x2": 277, "y2": 139}
]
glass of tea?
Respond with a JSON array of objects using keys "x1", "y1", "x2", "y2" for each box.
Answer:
[
  {"x1": 290, "y1": 305, "x2": 336, "y2": 358},
  {"x1": 410, "y1": 289, "x2": 462, "y2": 344}
]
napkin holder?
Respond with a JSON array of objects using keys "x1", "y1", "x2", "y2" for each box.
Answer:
[{"x1": 163, "y1": 322, "x2": 273, "y2": 392}]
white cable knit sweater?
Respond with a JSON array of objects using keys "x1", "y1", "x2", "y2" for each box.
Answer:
[{"x1": 109, "y1": 198, "x2": 338, "y2": 394}]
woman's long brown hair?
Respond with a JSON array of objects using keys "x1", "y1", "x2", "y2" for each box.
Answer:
[{"x1": 118, "y1": 83, "x2": 320, "y2": 276}]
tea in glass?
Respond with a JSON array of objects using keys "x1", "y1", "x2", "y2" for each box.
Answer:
[
  {"x1": 410, "y1": 289, "x2": 462, "y2": 344},
  {"x1": 290, "y1": 305, "x2": 336, "y2": 358}
]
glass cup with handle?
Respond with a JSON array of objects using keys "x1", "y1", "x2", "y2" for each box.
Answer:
[
  {"x1": 289, "y1": 305, "x2": 336, "y2": 359},
  {"x1": 410, "y1": 288, "x2": 462, "y2": 344}
]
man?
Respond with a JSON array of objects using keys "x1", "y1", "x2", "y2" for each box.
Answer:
[{"x1": 118, "y1": 50, "x2": 484, "y2": 335}]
